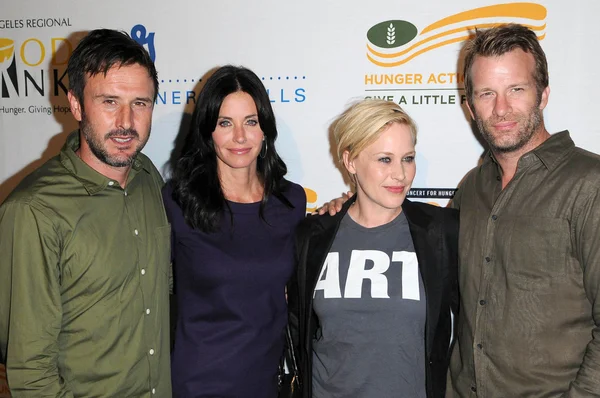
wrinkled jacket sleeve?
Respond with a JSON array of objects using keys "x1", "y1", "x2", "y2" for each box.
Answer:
[
  {"x1": 0, "y1": 201, "x2": 74, "y2": 397},
  {"x1": 565, "y1": 188, "x2": 600, "y2": 397}
]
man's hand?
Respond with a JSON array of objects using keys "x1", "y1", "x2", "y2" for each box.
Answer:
[{"x1": 314, "y1": 191, "x2": 354, "y2": 216}]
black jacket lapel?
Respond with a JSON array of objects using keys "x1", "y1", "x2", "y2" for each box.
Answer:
[
  {"x1": 304, "y1": 198, "x2": 355, "y2": 298},
  {"x1": 403, "y1": 199, "x2": 441, "y2": 357}
]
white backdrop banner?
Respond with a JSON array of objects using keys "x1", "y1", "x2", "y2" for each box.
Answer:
[{"x1": 1, "y1": 1, "x2": 599, "y2": 209}]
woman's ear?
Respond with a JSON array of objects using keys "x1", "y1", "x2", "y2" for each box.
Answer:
[{"x1": 342, "y1": 150, "x2": 356, "y2": 175}]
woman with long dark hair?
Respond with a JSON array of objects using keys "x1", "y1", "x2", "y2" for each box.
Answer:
[{"x1": 163, "y1": 65, "x2": 306, "y2": 397}]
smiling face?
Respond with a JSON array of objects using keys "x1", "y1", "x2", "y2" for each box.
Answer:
[
  {"x1": 68, "y1": 63, "x2": 154, "y2": 170},
  {"x1": 467, "y1": 48, "x2": 549, "y2": 155},
  {"x1": 212, "y1": 91, "x2": 264, "y2": 174},
  {"x1": 343, "y1": 122, "x2": 416, "y2": 217}
]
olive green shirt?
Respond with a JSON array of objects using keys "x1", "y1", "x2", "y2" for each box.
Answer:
[
  {"x1": 0, "y1": 131, "x2": 172, "y2": 397},
  {"x1": 447, "y1": 131, "x2": 600, "y2": 397}
]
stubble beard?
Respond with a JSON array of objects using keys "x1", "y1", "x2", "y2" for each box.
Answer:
[
  {"x1": 80, "y1": 113, "x2": 148, "y2": 168},
  {"x1": 475, "y1": 105, "x2": 543, "y2": 154}
]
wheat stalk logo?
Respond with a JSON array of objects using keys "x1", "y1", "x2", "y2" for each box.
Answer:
[{"x1": 387, "y1": 23, "x2": 396, "y2": 45}]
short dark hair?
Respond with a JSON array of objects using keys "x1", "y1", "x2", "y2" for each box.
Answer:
[
  {"x1": 463, "y1": 23, "x2": 549, "y2": 107},
  {"x1": 172, "y1": 65, "x2": 292, "y2": 232},
  {"x1": 67, "y1": 29, "x2": 159, "y2": 107}
]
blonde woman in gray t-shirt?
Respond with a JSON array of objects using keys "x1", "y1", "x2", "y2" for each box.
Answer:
[{"x1": 288, "y1": 99, "x2": 459, "y2": 398}]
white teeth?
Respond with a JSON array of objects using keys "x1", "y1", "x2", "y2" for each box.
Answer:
[{"x1": 113, "y1": 138, "x2": 132, "y2": 143}]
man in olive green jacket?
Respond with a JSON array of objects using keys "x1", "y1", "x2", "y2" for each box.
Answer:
[
  {"x1": 0, "y1": 29, "x2": 172, "y2": 397},
  {"x1": 447, "y1": 24, "x2": 600, "y2": 397}
]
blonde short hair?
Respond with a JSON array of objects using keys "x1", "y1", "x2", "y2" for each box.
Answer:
[{"x1": 332, "y1": 99, "x2": 417, "y2": 164}]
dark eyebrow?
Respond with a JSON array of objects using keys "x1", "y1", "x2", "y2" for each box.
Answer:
[
  {"x1": 134, "y1": 96, "x2": 153, "y2": 103},
  {"x1": 93, "y1": 94, "x2": 117, "y2": 100},
  {"x1": 217, "y1": 114, "x2": 258, "y2": 120},
  {"x1": 92, "y1": 94, "x2": 152, "y2": 103}
]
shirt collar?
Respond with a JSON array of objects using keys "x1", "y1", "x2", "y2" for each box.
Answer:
[
  {"x1": 483, "y1": 130, "x2": 574, "y2": 172},
  {"x1": 59, "y1": 130, "x2": 150, "y2": 195}
]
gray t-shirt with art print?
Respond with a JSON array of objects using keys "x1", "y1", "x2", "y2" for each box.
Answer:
[{"x1": 312, "y1": 211, "x2": 427, "y2": 398}]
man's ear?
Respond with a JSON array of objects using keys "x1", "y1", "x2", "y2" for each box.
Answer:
[
  {"x1": 68, "y1": 91, "x2": 83, "y2": 122},
  {"x1": 465, "y1": 99, "x2": 475, "y2": 120},
  {"x1": 539, "y1": 86, "x2": 550, "y2": 111}
]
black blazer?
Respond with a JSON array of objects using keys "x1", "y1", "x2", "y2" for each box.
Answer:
[{"x1": 288, "y1": 197, "x2": 459, "y2": 398}]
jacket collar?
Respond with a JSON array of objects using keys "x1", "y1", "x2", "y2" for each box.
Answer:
[
  {"x1": 59, "y1": 130, "x2": 150, "y2": 195},
  {"x1": 311, "y1": 195, "x2": 433, "y2": 233},
  {"x1": 484, "y1": 130, "x2": 574, "y2": 172}
]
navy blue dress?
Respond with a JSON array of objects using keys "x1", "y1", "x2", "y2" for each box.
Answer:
[{"x1": 163, "y1": 181, "x2": 306, "y2": 398}]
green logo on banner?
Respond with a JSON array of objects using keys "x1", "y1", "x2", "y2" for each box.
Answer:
[{"x1": 367, "y1": 20, "x2": 417, "y2": 49}]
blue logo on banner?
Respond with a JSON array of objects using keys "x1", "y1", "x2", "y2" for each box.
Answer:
[{"x1": 131, "y1": 24, "x2": 156, "y2": 62}]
